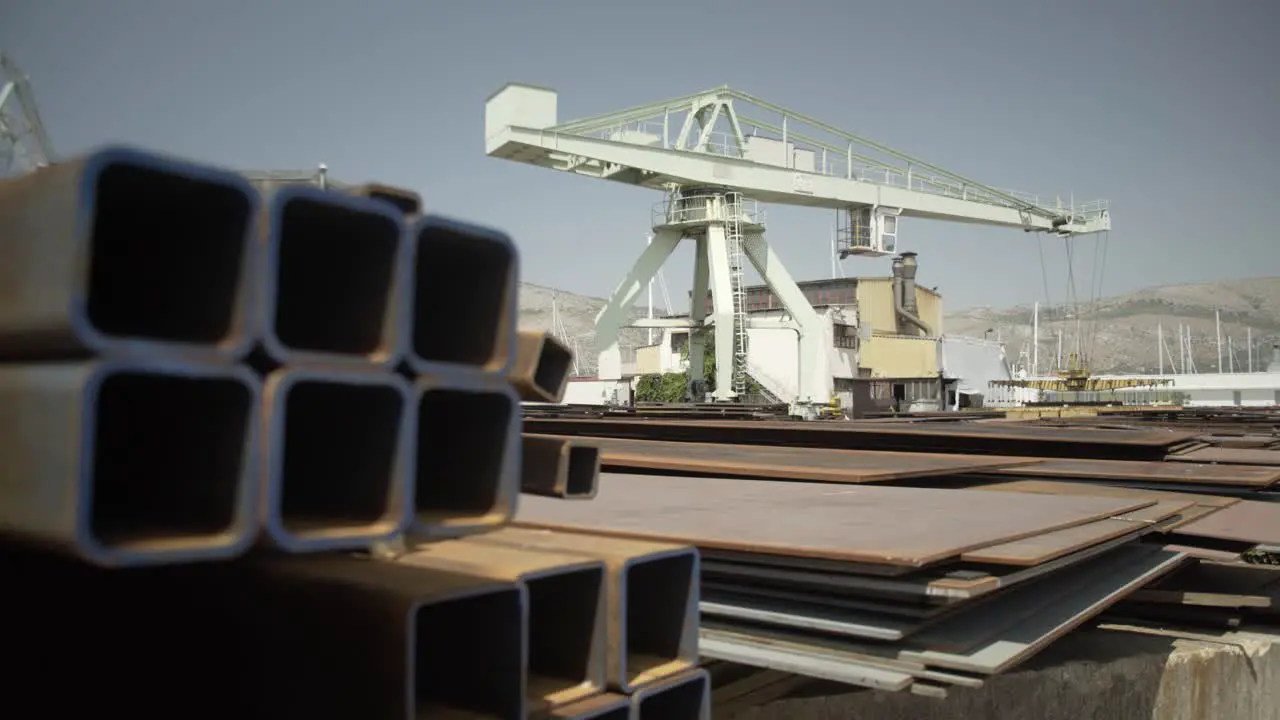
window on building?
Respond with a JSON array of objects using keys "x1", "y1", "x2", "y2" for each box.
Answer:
[
  {"x1": 833, "y1": 323, "x2": 858, "y2": 349},
  {"x1": 670, "y1": 331, "x2": 689, "y2": 355}
]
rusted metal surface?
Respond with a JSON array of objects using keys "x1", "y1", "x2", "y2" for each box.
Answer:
[
  {"x1": 396, "y1": 538, "x2": 607, "y2": 710},
  {"x1": 1173, "y1": 500, "x2": 1280, "y2": 546},
  {"x1": 523, "y1": 434, "x2": 601, "y2": 499},
  {"x1": 0, "y1": 359, "x2": 259, "y2": 566},
  {"x1": 521, "y1": 417, "x2": 1201, "y2": 460},
  {"x1": 258, "y1": 185, "x2": 406, "y2": 367},
  {"x1": 0, "y1": 146, "x2": 259, "y2": 361},
  {"x1": 630, "y1": 668, "x2": 710, "y2": 720},
  {"x1": 956, "y1": 501, "x2": 1191, "y2": 566},
  {"x1": 348, "y1": 181, "x2": 422, "y2": 216},
  {"x1": 413, "y1": 370, "x2": 521, "y2": 537},
  {"x1": 515, "y1": 473, "x2": 1151, "y2": 567},
  {"x1": 582, "y1": 436, "x2": 1039, "y2": 483},
  {"x1": 965, "y1": 479, "x2": 1237, "y2": 531},
  {"x1": 407, "y1": 215, "x2": 518, "y2": 374},
  {"x1": 260, "y1": 367, "x2": 412, "y2": 552},
  {"x1": 512, "y1": 330, "x2": 574, "y2": 403},
  {"x1": 222, "y1": 554, "x2": 527, "y2": 718},
  {"x1": 479, "y1": 526, "x2": 700, "y2": 693},
  {"x1": 700, "y1": 544, "x2": 1184, "y2": 686},
  {"x1": 539, "y1": 692, "x2": 630, "y2": 720},
  {"x1": 975, "y1": 456, "x2": 1280, "y2": 487},
  {"x1": 1166, "y1": 446, "x2": 1280, "y2": 466},
  {"x1": 3, "y1": 549, "x2": 528, "y2": 717}
]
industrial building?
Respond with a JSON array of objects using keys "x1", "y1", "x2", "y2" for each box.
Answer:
[{"x1": 563, "y1": 252, "x2": 1015, "y2": 414}]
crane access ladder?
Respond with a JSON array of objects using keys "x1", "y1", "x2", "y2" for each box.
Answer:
[{"x1": 725, "y1": 192, "x2": 750, "y2": 397}]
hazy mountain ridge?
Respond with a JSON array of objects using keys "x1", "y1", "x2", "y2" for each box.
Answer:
[
  {"x1": 518, "y1": 278, "x2": 1280, "y2": 376},
  {"x1": 945, "y1": 278, "x2": 1280, "y2": 374}
]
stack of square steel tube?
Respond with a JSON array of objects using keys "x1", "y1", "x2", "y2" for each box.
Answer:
[{"x1": 0, "y1": 145, "x2": 704, "y2": 719}]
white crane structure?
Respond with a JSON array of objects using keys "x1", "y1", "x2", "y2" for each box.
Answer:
[
  {"x1": 0, "y1": 52, "x2": 54, "y2": 176},
  {"x1": 484, "y1": 84, "x2": 1110, "y2": 412}
]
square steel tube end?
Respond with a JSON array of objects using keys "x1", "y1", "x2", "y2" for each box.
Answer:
[
  {"x1": 259, "y1": 185, "x2": 407, "y2": 367},
  {"x1": 407, "y1": 215, "x2": 518, "y2": 374},
  {"x1": 480, "y1": 527, "x2": 701, "y2": 692},
  {"x1": 512, "y1": 330, "x2": 573, "y2": 404},
  {"x1": 0, "y1": 145, "x2": 259, "y2": 361},
  {"x1": 630, "y1": 669, "x2": 710, "y2": 720},
  {"x1": 261, "y1": 367, "x2": 414, "y2": 552},
  {"x1": 0, "y1": 359, "x2": 261, "y2": 567},
  {"x1": 521, "y1": 435, "x2": 600, "y2": 499},
  {"x1": 413, "y1": 371, "x2": 521, "y2": 537},
  {"x1": 542, "y1": 693, "x2": 631, "y2": 720},
  {"x1": 243, "y1": 555, "x2": 527, "y2": 718},
  {"x1": 349, "y1": 182, "x2": 423, "y2": 217},
  {"x1": 401, "y1": 538, "x2": 608, "y2": 710}
]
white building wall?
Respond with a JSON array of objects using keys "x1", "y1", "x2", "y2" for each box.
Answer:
[{"x1": 561, "y1": 379, "x2": 630, "y2": 406}]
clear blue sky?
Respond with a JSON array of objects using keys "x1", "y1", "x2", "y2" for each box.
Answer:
[{"x1": 4, "y1": 0, "x2": 1277, "y2": 311}]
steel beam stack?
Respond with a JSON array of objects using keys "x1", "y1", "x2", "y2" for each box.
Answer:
[{"x1": 0, "y1": 145, "x2": 705, "y2": 719}]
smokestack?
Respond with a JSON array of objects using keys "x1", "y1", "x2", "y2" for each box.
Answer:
[
  {"x1": 1268, "y1": 344, "x2": 1280, "y2": 374},
  {"x1": 889, "y1": 252, "x2": 930, "y2": 337},
  {"x1": 899, "y1": 252, "x2": 920, "y2": 317},
  {"x1": 890, "y1": 255, "x2": 906, "y2": 334}
]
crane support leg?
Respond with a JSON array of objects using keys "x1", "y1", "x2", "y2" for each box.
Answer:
[
  {"x1": 742, "y1": 233, "x2": 827, "y2": 405},
  {"x1": 594, "y1": 229, "x2": 682, "y2": 380},
  {"x1": 687, "y1": 235, "x2": 710, "y2": 386},
  {"x1": 705, "y1": 224, "x2": 737, "y2": 401}
]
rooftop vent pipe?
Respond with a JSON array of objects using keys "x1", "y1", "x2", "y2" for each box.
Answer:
[{"x1": 891, "y1": 252, "x2": 930, "y2": 337}]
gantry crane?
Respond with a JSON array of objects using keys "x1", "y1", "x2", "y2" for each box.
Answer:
[
  {"x1": 0, "y1": 52, "x2": 54, "y2": 176},
  {"x1": 484, "y1": 84, "x2": 1110, "y2": 413}
]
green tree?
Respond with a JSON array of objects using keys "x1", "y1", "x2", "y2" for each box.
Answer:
[{"x1": 633, "y1": 332, "x2": 761, "y2": 402}]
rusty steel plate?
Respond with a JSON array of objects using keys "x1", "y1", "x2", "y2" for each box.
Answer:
[
  {"x1": 978, "y1": 457, "x2": 1280, "y2": 488},
  {"x1": 1173, "y1": 500, "x2": 1280, "y2": 546},
  {"x1": 521, "y1": 418, "x2": 1200, "y2": 460},
  {"x1": 586, "y1": 437, "x2": 1040, "y2": 484},
  {"x1": 515, "y1": 473, "x2": 1152, "y2": 568},
  {"x1": 1166, "y1": 447, "x2": 1280, "y2": 466}
]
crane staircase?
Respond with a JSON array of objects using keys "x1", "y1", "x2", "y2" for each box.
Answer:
[{"x1": 725, "y1": 192, "x2": 750, "y2": 398}]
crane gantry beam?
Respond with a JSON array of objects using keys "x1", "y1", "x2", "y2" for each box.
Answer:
[{"x1": 485, "y1": 83, "x2": 1110, "y2": 236}]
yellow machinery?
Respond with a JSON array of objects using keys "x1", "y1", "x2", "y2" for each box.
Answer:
[{"x1": 990, "y1": 353, "x2": 1173, "y2": 393}]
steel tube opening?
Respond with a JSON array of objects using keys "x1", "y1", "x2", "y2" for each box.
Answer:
[
  {"x1": 91, "y1": 367, "x2": 255, "y2": 555},
  {"x1": 409, "y1": 216, "x2": 517, "y2": 372},
  {"x1": 513, "y1": 331, "x2": 573, "y2": 403},
  {"x1": 267, "y1": 370, "x2": 411, "y2": 550},
  {"x1": 534, "y1": 339, "x2": 572, "y2": 400},
  {"x1": 88, "y1": 161, "x2": 253, "y2": 349},
  {"x1": 633, "y1": 671, "x2": 710, "y2": 720},
  {"x1": 565, "y1": 445, "x2": 600, "y2": 499},
  {"x1": 626, "y1": 552, "x2": 699, "y2": 682},
  {"x1": 415, "y1": 586, "x2": 525, "y2": 717},
  {"x1": 414, "y1": 377, "x2": 519, "y2": 535},
  {"x1": 266, "y1": 189, "x2": 403, "y2": 365},
  {"x1": 527, "y1": 565, "x2": 607, "y2": 703}
]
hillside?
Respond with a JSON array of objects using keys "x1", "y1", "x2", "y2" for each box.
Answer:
[
  {"x1": 519, "y1": 277, "x2": 1280, "y2": 377},
  {"x1": 517, "y1": 282, "x2": 648, "y2": 376},
  {"x1": 945, "y1": 278, "x2": 1280, "y2": 374}
]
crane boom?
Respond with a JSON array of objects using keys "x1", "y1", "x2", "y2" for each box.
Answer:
[{"x1": 485, "y1": 84, "x2": 1109, "y2": 237}]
